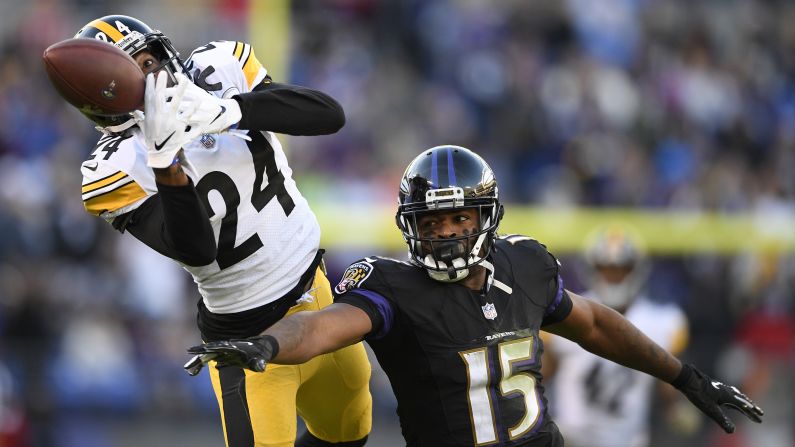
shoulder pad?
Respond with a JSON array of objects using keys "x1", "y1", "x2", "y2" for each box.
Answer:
[
  {"x1": 185, "y1": 40, "x2": 268, "y2": 95},
  {"x1": 81, "y1": 133, "x2": 153, "y2": 218},
  {"x1": 333, "y1": 256, "x2": 418, "y2": 297},
  {"x1": 497, "y1": 234, "x2": 549, "y2": 254},
  {"x1": 84, "y1": 133, "x2": 139, "y2": 173},
  {"x1": 495, "y1": 234, "x2": 561, "y2": 274},
  {"x1": 334, "y1": 258, "x2": 377, "y2": 295},
  {"x1": 369, "y1": 255, "x2": 412, "y2": 266}
]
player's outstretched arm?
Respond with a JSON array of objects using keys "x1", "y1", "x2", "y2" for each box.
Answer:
[
  {"x1": 543, "y1": 291, "x2": 764, "y2": 433},
  {"x1": 178, "y1": 75, "x2": 345, "y2": 137},
  {"x1": 233, "y1": 81, "x2": 346, "y2": 135},
  {"x1": 185, "y1": 303, "x2": 372, "y2": 375}
]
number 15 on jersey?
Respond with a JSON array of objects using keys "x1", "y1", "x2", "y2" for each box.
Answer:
[{"x1": 460, "y1": 336, "x2": 542, "y2": 445}]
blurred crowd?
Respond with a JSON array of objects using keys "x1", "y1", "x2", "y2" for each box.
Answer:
[{"x1": 0, "y1": 0, "x2": 793, "y2": 446}]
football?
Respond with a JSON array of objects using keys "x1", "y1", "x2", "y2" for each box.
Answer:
[{"x1": 43, "y1": 38, "x2": 145, "y2": 116}]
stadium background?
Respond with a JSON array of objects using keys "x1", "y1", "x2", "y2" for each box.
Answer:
[{"x1": 0, "y1": 0, "x2": 793, "y2": 446}]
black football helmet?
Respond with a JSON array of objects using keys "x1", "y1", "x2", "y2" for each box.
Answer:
[
  {"x1": 74, "y1": 15, "x2": 185, "y2": 133},
  {"x1": 396, "y1": 145, "x2": 504, "y2": 282}
]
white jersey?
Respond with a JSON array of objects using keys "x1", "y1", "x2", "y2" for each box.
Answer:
[
  {"x1": 79, "y1": 41, "x2": 320, "y2": 314},
  {"x1": 546, "y1": 294, "x2": 688, "y2": 447}
]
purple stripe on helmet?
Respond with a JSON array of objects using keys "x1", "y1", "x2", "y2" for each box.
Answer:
[
  {"x1": 431, "y1": 149, "x2": 438, "y2": 186},
  {"x1": 348, "y1": 289, "x2": 394, "y2": 339},
  {"x1": 447, "y1": 148, "x2": 456, "y2": 185},
  {"x1": 544, "y1": 274, "x2": 564, "y2": 316}
]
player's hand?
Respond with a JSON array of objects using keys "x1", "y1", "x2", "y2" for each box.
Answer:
[
  {"x1": 184, "y1": 335, "x2": 278, "y2": 376},
  {"x1": 672, "y1": 363, "x2": 764, "y2": 433},
  {"x1": 176, "y1": 73, "x2": 243, "y2": 136},
  {"x1": 142, "y1": 72, "x2": 200, "y2": 168}
]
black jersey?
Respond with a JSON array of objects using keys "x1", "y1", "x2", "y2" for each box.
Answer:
[{"x1": 334, "y1": 235, "x2": 572, "y2": 446}]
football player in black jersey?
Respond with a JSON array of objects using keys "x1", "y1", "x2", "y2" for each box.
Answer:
[{"x1": 186, "y1": 146, "x2": 764, "y2": 447}]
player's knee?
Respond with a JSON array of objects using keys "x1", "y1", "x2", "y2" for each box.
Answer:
[{"x1": 295, "y1": 431, "x2": 368, "y2": 447}]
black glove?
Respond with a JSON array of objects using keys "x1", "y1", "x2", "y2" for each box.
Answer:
[
  {"x1": 671, "y1": 363, "x2": 764, "y2": 433},
  {"x1": 183, "y1": 335, "x2": 280, "y2": 376}
]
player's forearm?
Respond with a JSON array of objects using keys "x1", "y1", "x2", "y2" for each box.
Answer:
[
  {"x1": 122, "y1": 177, "x2": 217, "y2": 266},
  {"x1": 234, "y1": 83, "x2": 345, "y2": 135},
  {"x1": 153, "y1": 162, "x2": 189, "y2": 186},
  {"x1": 263, "y1": 312, "x2": 341, "y2": 364},
  {"x1": 579, "y1": 300, "x2": 682, "y2": 382},
  {"x1": 263, "y1": 304, "x2": 369, "y2": 364}
]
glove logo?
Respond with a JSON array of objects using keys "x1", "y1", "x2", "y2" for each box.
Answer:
[
  {"x1": 154, "y1": 131, "x2": 176, "y2": 151},
  {"x1": 210, "y1": 105, "x2": 226, "y2": 125}
]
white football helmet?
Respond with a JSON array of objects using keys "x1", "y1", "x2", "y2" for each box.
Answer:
[{"x1": 584, "y1": 225, "x2": 650, "y2": 310}]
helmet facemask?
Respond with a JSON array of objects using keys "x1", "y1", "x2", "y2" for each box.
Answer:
[
  {"x1": 396, "y1": 146, "x2": 503, "y2": 282},
  {"x1": 590, "y1": 263, "x2": 649, "y2": 310},
  {"x1": 114, "y1": 30, "x2": 184, "y2": 84}
]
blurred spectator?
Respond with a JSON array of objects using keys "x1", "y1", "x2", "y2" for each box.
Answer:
[{"x1": 543, "y1": 225, "x2": 697, "y2": 447}]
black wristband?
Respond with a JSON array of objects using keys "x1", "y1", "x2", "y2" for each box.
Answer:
[
  {"x1": 671, "y1": 363, "x2": 694, "y2": 389},
  {"x1": 253, "y1": 334, "x2": 280, "y2": 361}
]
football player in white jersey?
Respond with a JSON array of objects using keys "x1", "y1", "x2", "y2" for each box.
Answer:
[
  {"x1": 542, "y1": 226, "x2": 691, "y2": 447},
  {"x1": 72, "y1": 15, "x2": 372, "y2": 447}
]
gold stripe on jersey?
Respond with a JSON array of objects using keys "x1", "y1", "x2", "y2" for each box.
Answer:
[
  {"x1": 233, "y1": 41, "x2": 244, "y2": 61},
  {"x1": 82, "y1": 171, "x2": 128, "y2": 194},
  {"x1": 242, "y1": 48, "x2": 263, "y2": 89},
  {"x1": 82, "y1": 175, "x2": 133, "y2": 202},
  {"x1": 83, "y1": 181, "x2": 146, "y2": 216},
  {"x1": 87, "y1": 19, "x2": 125, "y2": 42}
]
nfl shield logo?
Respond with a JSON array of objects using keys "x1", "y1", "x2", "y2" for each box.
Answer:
[
  {"x1": 200, "y1": 134, "x2": 216, "y2": 148},
  {"x1": 482, "y1": 303, "x2": 498, "y2": 320}
]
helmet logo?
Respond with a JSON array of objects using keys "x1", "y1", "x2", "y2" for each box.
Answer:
[
  {"x1": 481, "y1": 302, "x2": 498, "y2": 320},
  {"x1": 101, "y1": 80, "x2": 117, "y2": 99}
]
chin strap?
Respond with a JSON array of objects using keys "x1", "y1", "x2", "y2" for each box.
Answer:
[
  {"x1": 97, "y1": 110, "x2": 143, "y2": 135},
  {"x1": 469, "y1": 215, "x2": 491, "y2": 257}
]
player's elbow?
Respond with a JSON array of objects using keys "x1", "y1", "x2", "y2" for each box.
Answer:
[{"x1": 320, "y1": 102, "x2": 345, "y2": 134}]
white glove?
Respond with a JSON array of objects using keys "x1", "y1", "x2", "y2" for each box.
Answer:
[
  {"x1": 175, "y1": 73, "x2": 243, "y2": 136},
  {"x1": 142, "y1": 72, "x2": 201, "y2": 168}
]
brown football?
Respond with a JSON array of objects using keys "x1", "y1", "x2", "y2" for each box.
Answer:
[{"x1": 43, "y1": 38, "x2": 145, "y2": 116}]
